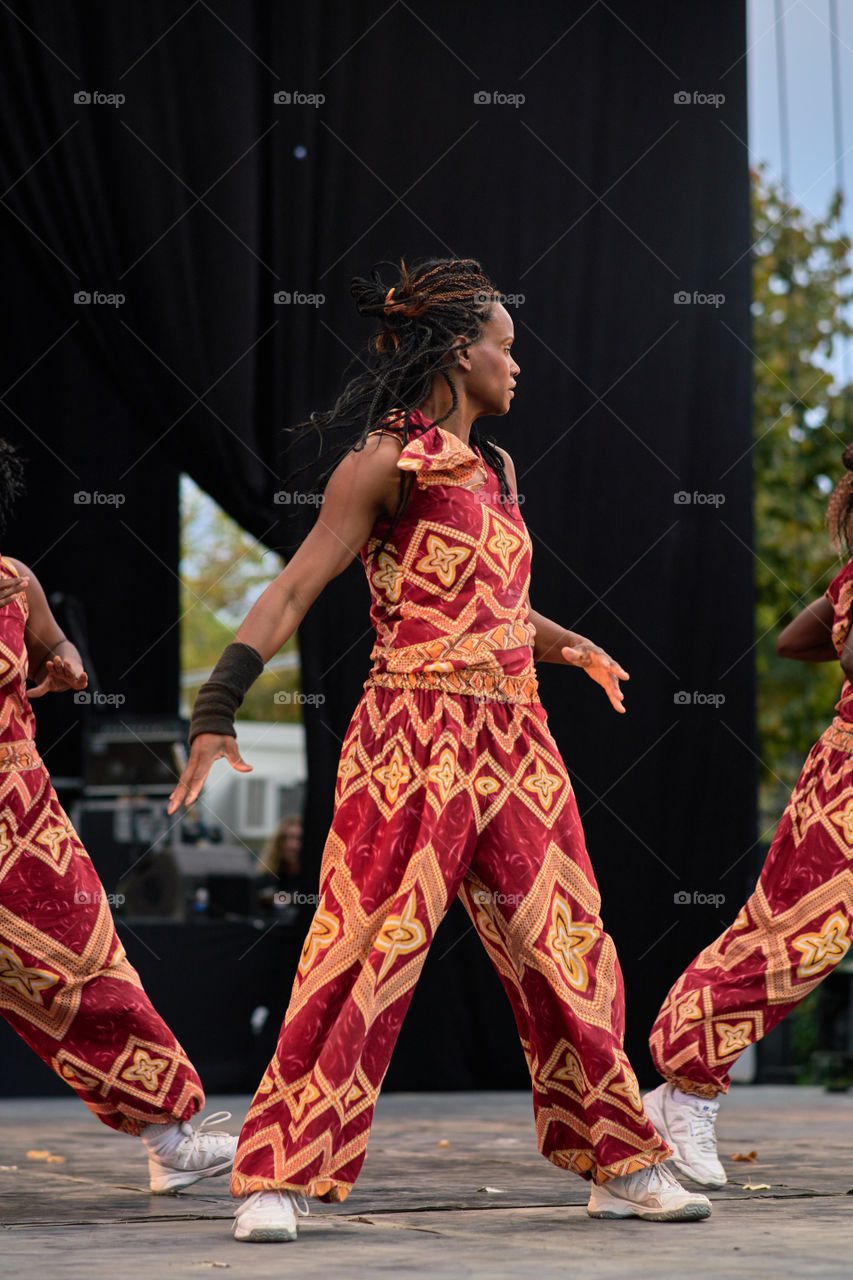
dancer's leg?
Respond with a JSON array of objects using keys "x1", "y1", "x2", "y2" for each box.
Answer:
[
  {"x1": 231, "y1": 686, "x2": 479, "y2": 1202},
  {"x1": 0, "y1": 768, "x2": 204, "y2": 1133}
]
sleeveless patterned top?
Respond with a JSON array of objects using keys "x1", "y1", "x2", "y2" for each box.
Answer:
[{"x1": 359, "y1": 410, "x2": 539, "y2": 704}]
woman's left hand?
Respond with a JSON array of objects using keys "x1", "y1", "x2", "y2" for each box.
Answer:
[
  {"x1": 560, "y1": 641, "x2": 629, "y2": 713},
  {"x1": 29, "y1": 655, "x2": 89, "y2": 699}
]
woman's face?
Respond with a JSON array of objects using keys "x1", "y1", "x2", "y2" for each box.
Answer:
[{"x1": 463, "y1": 302, "x2": 520, "y2": 417}]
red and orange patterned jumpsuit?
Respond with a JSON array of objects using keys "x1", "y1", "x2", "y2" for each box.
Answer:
[
  {"x1": 650, "y1": 559, "x2": 853, "y2": 1096},
  {"x1": 0, "y1": 556, "x2": 203, "y2": 1133},
  {"x1": 232, "y1": 411, "x2": 671, "y2": 1199}
]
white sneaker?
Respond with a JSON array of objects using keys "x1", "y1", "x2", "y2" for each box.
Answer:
[
  {"x1": 643, "y1": 1082, "x2": 727, "y2": 1189},
  {"x1": 233, "y1": 1189, "x2": 310, "y2": 1242},
  {"x1": 147, "y1": 1111, "x2": 238, "y2": 1194},
  {"x1": 587, "y1": 1161, "x2": 711, "y2": 1221}
]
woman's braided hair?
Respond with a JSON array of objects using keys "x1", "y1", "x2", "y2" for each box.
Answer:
[
  {"x1": 283, "y1": 256, "x2": 512, "y2": 560},
  {"x1": 826, "y1": 442, "x2": 853, "y2": 556},
  {"x1": 0, "y1": 438, "x2": 24, "y2": 536}
]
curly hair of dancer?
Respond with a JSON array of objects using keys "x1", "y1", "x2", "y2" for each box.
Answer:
[
  {"x1": 282, "y1": 256, "x2": 512, "y2": 559},
  {"x1": 0, "y1": 438, "x2": 25, "y2": 536},
  {"x1": 826, "y1": 442, "x2": 853, "y2": 555}
]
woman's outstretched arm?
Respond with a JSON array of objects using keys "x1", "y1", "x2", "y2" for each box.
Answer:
[{"x1": 168, "y1": 436, "x2": 402, "y2": 810}]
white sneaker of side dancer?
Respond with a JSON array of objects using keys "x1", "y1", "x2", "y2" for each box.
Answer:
[
  {"x1": 587, "y1": 1161, "x2": 712, "y2": 1221},
  {"x1": 643, "y1": 1081, "x2": 727, "y2": 1189},
  {"x1": 147, "y1": 1111, "x2": 238, "y2": 1194},
  {"x1": 233, "y1": 1189, "x2": 310, "y2": 1242}
]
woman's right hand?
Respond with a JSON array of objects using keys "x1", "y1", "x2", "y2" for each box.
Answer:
[{"x1": 167, "y1": 733, "x2": 253, "y2": 813}]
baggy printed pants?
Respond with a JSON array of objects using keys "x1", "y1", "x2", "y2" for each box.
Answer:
[
  {"x1": 232, "y1": 683, "x2": 671, "y2": 1199},
  {"x1": 650, "y1": 717, "x2": 853, "y2": 1098},
  {"x1": 0, "y1": 750, "x2": 204, "y2": 1134}
]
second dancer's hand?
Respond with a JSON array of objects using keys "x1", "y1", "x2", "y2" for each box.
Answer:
[
  {"x1": 561, "y1": 641, "x2": 630, "y2": 713},
  {"x1": 167, "y1": 733, "x2": 253, "y2": 813}
]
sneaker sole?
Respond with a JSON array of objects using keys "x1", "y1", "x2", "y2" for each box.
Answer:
[
  {"x1": 149, "y1": 1160, "x2": 233, "y2": 1194},
  {"x1": 234, "y1": 1226, "x2": 298, "y2": 1243},
  {"x1": 588, "y1": 1201, "x2": 711, "y2": 1222},
  {"x1": 643, "y1": 1093, "x2": 727, "y2": 1191}
]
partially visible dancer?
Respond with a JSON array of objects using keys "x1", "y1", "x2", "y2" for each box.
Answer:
[
  {"x1": 170, "y1": 257, "x2": 711, "y2": 1242},
  {"x1": 0, "y1": 441, "x2": 236, "y2": 1193},
  {"x1": 647, "y1": 444, "x2": 853, "y2": 1188}
]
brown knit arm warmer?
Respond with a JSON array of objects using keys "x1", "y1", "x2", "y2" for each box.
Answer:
[{"x1": 188, "y1": 642, "x2": 265, "y2": 743}]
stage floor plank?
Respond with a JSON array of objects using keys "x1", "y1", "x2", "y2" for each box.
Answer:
[{"x1": 1, "y1": 1086, "x2": 852, "y2": 1277}]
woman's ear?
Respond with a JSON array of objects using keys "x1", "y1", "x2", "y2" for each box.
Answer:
[{"x1": 454, "y1": 336, "x2": 472, "y2": 371}]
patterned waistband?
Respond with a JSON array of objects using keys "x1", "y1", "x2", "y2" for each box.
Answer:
[
  {"x1": 365, "y1": 668, "x2": 540, "y2": 705},
  {"x1": 821, "y1": 716, "x2": 853, "y2": 753},
  {"x1": 0, "y1": 739, "x2": 41, "y2": 772}
]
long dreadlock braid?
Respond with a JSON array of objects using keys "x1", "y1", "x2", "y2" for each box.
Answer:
[
  {"x1": 282, "y1": 256, "x2": 512, "y2": 560},
  {"x1": 826, "y1": 442, "x2": 853, "y2": 556},
  {"x1": 0, "y1": 438, "x2": 25, "y2": 537}
]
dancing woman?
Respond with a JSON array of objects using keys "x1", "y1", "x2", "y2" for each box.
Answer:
[
  {"x1": 170, "y1": 257, "x2": 711, "y2": 1240},
  {"x1": 647, "y1": 445, "x2": 853, "y2": 1188},
  {"x1": 0, "y1": 442, "x2": 237, "y2": 1193}
]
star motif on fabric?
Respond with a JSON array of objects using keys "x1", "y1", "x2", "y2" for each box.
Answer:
[
  {"x1": 299, "y1": 906, "x2": 340, "y2": 973},
  {"x1": 374, "y1": 744, "x2": 412, "y2": 806},
  {"x1": 486, "y1": 521, "x2": 521, "y2": 572},
  {"x1": 715, "y1": 1021, "x2": 754, "y2": 1057},
  {"x1": 830, "y1": 800, "x2": 853, "y2": 845},
  {"x1": 415, "y1": 535, "x2": 470, "y2": 588},
  {"x1": 34, "y1": 823, "x2": 66, "y2": 864},
  {"x1": 611, "y1": 1070, "x2": 642, "y2": 1111},
  {"x1": 122, "y1": 1048, "x2": 169, "y2": 1091},
  {"x1": 291, "y1": 1080, "x2": 321, "y2": 1121},
  {"x1": 792, "y1": 911, "x2": 851, "y2": 979},
  {"x1": 0, "y1": 944, "x2": 57, "y2": 1002},
  {"x1": 371, "y1": 552, "x2": 403, "y2": 602},
  {"x1": 474, "y1": 775, "x2": 500, "y2": 796},
  {"x1": 674, "y1": 990, "x2": 703, "y2": 1030},
  {"x1": 552, "y1": 1048, "x2": 586, "y2": 1093},
  {"x1": 427, "y1": 748, "x2": 457, "y2": 805},
  {"x1": 547, "y1": 895, "x2": 596, "y2": 992},
  {"x1": 522, "y1": 756, "x2": 562, "y2": 811},
  {"x1": 337, "y1": 746, "x2": 361, "y2": 788},
  {"x1": 374, "y1": 889, "x2": 427, "y2": 980}
]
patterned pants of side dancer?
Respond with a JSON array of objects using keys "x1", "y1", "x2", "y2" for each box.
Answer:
[
  {"x1": 650, "y1": 717, "x2": 853, "y2": 1098},
  {"x1": 232, "y1": 682, "x2": 671, "y2": 1200},
  {"x1": 0, "y1": 749, "x2": 204, "y2": 1133}
]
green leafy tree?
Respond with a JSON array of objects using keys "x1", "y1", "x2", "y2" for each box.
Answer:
[
  {"x1": 752, "y1": 164, "x2": 853, "y2": 826},
  {"x1": 179, "y1": 476, "x2": 302, "y2": 722}
]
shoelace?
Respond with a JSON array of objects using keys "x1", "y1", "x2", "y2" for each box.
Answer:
[
  {"x1": 631, "y1": 1161, "x2": 680, "y2": 1194},
  {"x1": 178, "y1": 1110, "x2": 233, "y2": 1145},
  {"x1": 686, "y1": 1101, "x2": 720, "y2": 1154},
  {"x1": 240, "y1": 1189, "x2": 310, "y2": 1217}
]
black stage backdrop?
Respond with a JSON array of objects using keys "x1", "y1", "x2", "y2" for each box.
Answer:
[{"x1": 0, "y1": 2, "x2": 752, "y2": 1084}]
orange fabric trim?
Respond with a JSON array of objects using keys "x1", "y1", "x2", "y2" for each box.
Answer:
[
  {"x1": 366, "y1": 668, "x2": 540, "y2": 704},
  {"x1": 0, "y1": 738, "x2": 41, "y2": 772}
]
